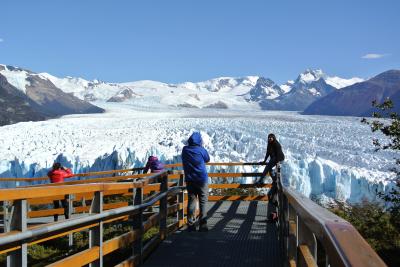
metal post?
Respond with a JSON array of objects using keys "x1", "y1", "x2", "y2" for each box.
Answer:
[
  {"x1": 288, "y1": 204, "x2": 297, "y2": 264},
  {"x1": 4, "y1": 201, "x2": 11, "y2": 233},
  {"x1": 133, "y1": 186, "x2": 143, "y2": 264},
  {"x1": 81, "y1": 197, "x2": 86, "y2": 213},
  {"x1": 282, "y1": 196, "x2": 290, "y2": 265},
  {"x1": 6, "y1": 199, "x2": 28, "y2": 267},
  {"x1": 89, "y1": 191, "x2": 103, "y2": 267},
  {"x1": 66, "y1": 194, "x2": 74, "y2": 247},
  {"x1": 276, "y1": 163, "x2": 286, "y2": 265},
  {"x1": 159, "y1": 172, "x2": 168, "y2": 240},
  {"x1": 0, "y1": 201, "x2": 7, "y2": 233},
  {"x1": 177, "y1": 174, "x2": 185, "y2": 227},
  {"x1": 0, "y1": 201, "x2": 2, "y2": 234}
]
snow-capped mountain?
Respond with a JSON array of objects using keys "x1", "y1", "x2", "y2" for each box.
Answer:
[
  {"x1": 1, "y1": 64, "x2": 364, "y2": 117},
  {"x1": 0, "y1": 73, "x2": 46, "y2": 125},
  {"x1": 260, "y1": 69, "x2": 363, "y2": 111},
  {"x1": 0, "y1": 65, "x2": 104, "y2": 126},
  {"x1": 294, "y1": 69, "x2": 364, "y2": 90},
  {"x1": 39, "y1": 73, "x2": 263, "y2": 109},
  {"x1": 39, "y1": 68, "x2": 362, "y2": 112},
  {"x1": 325, "y1": 76, "x2": 364, "y2": 89},
  {"x1": 280, "y1": 80, "x2": 294, "y2": 94},
  {"x1": 304, "y1": 70, "x2": 400, "y2": 116},
  {"x1": 246, "y1": 77, "x2": 285, "y2": 101}
]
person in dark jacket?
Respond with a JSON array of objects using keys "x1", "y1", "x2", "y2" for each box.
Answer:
[
  {"x1": 182, "y1": 132, "x2": 210, "y2": 232},
  {"x1": 47, "y1": 162, "x2": 74, "y2": 221},
  {"x1": 143, "y1": 156, "x2": 164, "y2": 173},
  {"x1": 257, "y1": 133, "x2": 285, "y2": 198}
]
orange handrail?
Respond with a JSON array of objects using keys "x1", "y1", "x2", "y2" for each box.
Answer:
[{"x1": 0, "y1": 162, "x2": 264, "y2": 183}]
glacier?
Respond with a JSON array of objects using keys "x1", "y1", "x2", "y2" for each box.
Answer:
[{"x1": 0, "y1": 102, "x2": 397, "y2": 204}]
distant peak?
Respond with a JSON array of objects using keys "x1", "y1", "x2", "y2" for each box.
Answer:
[
  {"x1": 297, "y1": 69, "x2": 326, "y2": 84},
  {"x1": 256, "y1": 77, "x2": 276, "y2": 86}
]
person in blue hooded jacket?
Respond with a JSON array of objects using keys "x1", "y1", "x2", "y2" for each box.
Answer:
[{"x1": 182, "y1": 132, "x2": 210, "y2": 232}]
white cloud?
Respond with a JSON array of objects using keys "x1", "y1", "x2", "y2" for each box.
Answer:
[{"x1": 361, "y1": 53, "x2": 389, "y2": 59}]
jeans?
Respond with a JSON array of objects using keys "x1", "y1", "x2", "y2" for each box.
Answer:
[
  {"x1": 261, "y1": 158, "x2": 278, "y2": 179},
  {"x1": 186, "y1": 181, "x2": 208, "y2": 225},
  {"x1": 262, "y1": 158, "x2": 279, "y2": 199},
  {"x1": 53, "y1": 199, "x2": 69, "y2": 222}
]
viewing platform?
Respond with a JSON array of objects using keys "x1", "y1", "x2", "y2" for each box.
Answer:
[{"x1": 0, "y1": 163, "x2": 386, "y2": 267}]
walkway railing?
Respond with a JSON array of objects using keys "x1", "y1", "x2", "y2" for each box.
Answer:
[
  {"x1": 0, "y1": 171, "x2": 186, "y2": 266},
  {"x1": 275, "y1": 165, "x2": 387, "y2": 267},
  {"x1": 0, "y1": 162, "x2": 387, "y2": 267},
  {"x1": 0, "y1": 163, "x2": 267, "y2": 266}
]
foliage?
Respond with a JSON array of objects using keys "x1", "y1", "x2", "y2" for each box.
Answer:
[
  {"x1": 361, "y1": 98, "x2": 400, "y2": 220},
  {"x1": 331, "y1": 201, "x2": 400, "y2": 266},
  {"x1": 210, "y1": 187, "x2": 260, "y2": 196},
  {"x1": 360, "y1": 98, "x2": 400, "y2": 266},
  {"x1": 0, "y1": 220, "x2": 137, "y2": 266},
  {"x1": 143, "y1": 227, "x2": 159, "y2": 242},
  {"x1": 28, "y1": 244, "x2": 62, "y2": 261}
]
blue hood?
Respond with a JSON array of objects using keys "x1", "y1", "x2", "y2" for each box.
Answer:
[
  {"x1": 182, "y1": 132, "x2": 210, "y2": 183},
  {"x1": 188, "y1": 132, "x2": 202, "y2": 146}
]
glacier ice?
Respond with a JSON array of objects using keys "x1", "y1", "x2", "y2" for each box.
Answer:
[{"x1": 0, "y1": 103, "x2": 397, "y2": 204}]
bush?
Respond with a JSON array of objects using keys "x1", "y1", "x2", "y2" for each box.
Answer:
[{"x1": 331, "y1": 201, "x2": 400, "y2": 266}]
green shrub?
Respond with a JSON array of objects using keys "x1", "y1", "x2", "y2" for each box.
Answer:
[{"x1": 331, "y1": 201, "x2": 400, "y2": 266}]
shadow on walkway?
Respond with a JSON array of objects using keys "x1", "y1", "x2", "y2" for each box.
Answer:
[{"x1": 143, "y1": 201, "x2": 281, "y2": 267}]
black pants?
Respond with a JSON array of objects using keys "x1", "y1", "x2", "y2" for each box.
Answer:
[
  {"x1": 53, "y1": 199, "x2": 69, "y2": 222},
  {"x1": 261, "y1": 158, "x2": 278, "y2": 178},
  {"x1": 262, "y1": 158, "x2": 279, "y2": 199},
  {"x1": 186, "y1": 181, "x2": 208, "y2": 225}
]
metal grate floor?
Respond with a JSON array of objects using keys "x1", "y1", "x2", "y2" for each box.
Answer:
[{"x1": 143, "y1": 201, "x2": 282, "y2": 267}]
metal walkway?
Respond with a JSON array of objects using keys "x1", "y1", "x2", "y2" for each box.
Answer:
[{"x1": 144, "y1": 201, "x2": 281, "y2": 267}]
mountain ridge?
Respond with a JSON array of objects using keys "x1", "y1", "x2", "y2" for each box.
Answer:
[
  {"x1": 1, "y1": 63, "x2": 365, "y2": 116},
  {"x1": 0, "y1": 65, "x2": 104, "y2": 126},
  {"x1": 303, "y1": 69, "x2": 400, "y2": 116}
]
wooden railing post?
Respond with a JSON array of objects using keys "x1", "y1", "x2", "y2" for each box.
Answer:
[
  {"x1": 133, "y1": 186, "x2": 143, "y2": 264},
  {"x1": 297, "y1": 216, "x2": 317, "y2": 266},
  {"x1": 6, "y1": 199, "x2": 28, "y2": 267},
  {"x1": 66, "y1": 194, "x2": 74, "y2": 247},
  {"x1": 159, "y1": 172, "x2": 168, "y2": 240},
  {"x1": 89, "y1": 191, "x2": 103, "y2": 267},
  {"x1": 177, "y1": 174, "x2": 185, "y2": 227}
]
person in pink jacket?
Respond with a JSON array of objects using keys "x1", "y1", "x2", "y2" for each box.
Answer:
[{"x1": 47, "y1": 162, "x2": 74, "y2": 221}]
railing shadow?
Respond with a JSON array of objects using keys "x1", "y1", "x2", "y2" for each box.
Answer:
[
  {"x1": 143, "y1": 201, "x2": 278, "y2": 267},
  {"x1": 210, "y1": 201, "x2": 240, "y2": 233},
  {"x1": 205, "y1": 201, "x2": 223, "y2": 219}
]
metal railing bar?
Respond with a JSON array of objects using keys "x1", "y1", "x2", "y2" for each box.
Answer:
[{"x1": 0, "y1": 186, "x2": 184, "y2": 247}]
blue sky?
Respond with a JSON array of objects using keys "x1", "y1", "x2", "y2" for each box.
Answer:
[{"x1": 1, "y1": 0, "x2": 399, "y2": 83}]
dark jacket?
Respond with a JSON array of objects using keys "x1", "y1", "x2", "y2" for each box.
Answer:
[
  {"x1": 144, "y1": 156, "x2": 164, "y2": 173},
  {"x1": 182, "y1": 132, "x2": 210, "y2": 183},
  {"x1": 264, "y1": 140, "x2": 285, "y2": 162}
]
